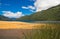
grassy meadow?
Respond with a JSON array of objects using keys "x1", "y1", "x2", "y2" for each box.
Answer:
[{"x1": 0, "y1": 21, "x2": 60, "y2": 39}]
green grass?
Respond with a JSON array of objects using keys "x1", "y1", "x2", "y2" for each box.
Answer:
[
  {"x1": 22, "y1": 23, "x2": 60, "y2": 39},
  {"x1": 0, "y1": 23, "x2": 60, "y2": 39}
]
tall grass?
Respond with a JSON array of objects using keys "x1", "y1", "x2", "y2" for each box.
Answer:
[
  {"x1": 22, "y1": 23, "x2": 60, "y2": 39},
  {"x1": 0, "y1": 23, "x2": 60, "y2": 39}
]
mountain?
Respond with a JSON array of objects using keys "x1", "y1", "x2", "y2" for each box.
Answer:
[
  {"x1": 16, "y1": 5, "x2": 60, "y2": 21},
  {"x1": 0, "y1": 15, "x2": 11, "y2": 21}
]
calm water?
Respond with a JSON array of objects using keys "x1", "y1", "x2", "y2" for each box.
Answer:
[
  {"x1": 15, "y1": 20, "x2": 60, "y2": 23},
  {"x1": 5, "y1": 20, "x2": 60, "y2": 23}
]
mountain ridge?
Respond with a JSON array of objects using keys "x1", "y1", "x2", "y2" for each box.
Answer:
[
  {"x1": 16, "y1": 5, "x2": 60, "y2": 21},
  {"x1": 0, "y1": 5, "x2": 60, "y2": 21}
]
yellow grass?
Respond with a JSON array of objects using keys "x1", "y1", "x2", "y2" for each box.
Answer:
[{"x1": 0, "y1": 21, "x2": 46, "y2": 29}]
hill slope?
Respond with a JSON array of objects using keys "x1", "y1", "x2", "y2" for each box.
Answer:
[
  {"x1": 0, "y1": 15, "x2": 11, "y2": 21},
  {"x1": 17, "y1": 5, "x2": 60, "y2": 21}
]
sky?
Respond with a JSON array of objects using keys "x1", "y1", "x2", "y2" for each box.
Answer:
[{"x1": 0, "y1": 0, "x2": 60, "y2": 18}]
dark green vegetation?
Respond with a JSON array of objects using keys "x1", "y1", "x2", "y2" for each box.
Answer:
[
  {"x1": 0, "y1": 15, "x2": 11, "y2": 21},
  {"x1": 0, "y1": 15, "x2": 16, "y2": 21},
  {"x1": 0, "y1": 23, "x2": 60, "y2": 39},
  {"x1": 17, "y1": 5, "x2": 60, "y2": 21}
]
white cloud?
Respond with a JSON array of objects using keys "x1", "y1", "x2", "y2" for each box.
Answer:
[
  {"x1": 22, "y1": 6, "x2": 35, "y2": 10},
  {"x1": 34, "y1": 0, "x2": 60, "y2": 12},
  {"x1": 22, "y1": 6, "x2": 29, "y2": 9},
  {"x1": 2, "y1": 11, "x2": 24, "y2": 18},
  {"x1": 28, "y1": 6, "x2": 35, "y2": 10},
  {"x1": 22, "y1": 6, "x2": 35, "y2": 12}
]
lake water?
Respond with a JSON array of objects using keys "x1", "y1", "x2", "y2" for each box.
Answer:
[{"x1": 15, "y1": 20, "x2": 60, "y2": 23}]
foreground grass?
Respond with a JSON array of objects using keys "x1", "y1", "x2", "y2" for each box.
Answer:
[
  {"x1": 0, "y1": 21, "x2": 60, "y2": 39},
  {"x1": 22, "y1": 23, "x2": 60, "y2": 39}
]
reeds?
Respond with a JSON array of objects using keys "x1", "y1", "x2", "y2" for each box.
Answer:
[{"x1": 22, "y1": 23, "x2": 60, "y2": 39}]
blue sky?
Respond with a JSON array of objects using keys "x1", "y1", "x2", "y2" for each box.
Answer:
[
  {"x1": 0, "y1": 0, "x2": 60, "y2": 18},
  {"x1": 0, "y1": 0, "x2": 35, "y2": 15}
]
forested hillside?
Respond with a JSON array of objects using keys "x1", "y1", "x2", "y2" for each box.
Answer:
[
  {"x1": 0, "y1": 15, "x2": 11, "y2": 21},
  {"x1": 17, "y1": 5, "x2": 60, "y2": 21}
]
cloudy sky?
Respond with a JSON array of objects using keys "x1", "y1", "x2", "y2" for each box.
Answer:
[{"x1": 0, "y1": 0, "x2": 60, "y2": 18}]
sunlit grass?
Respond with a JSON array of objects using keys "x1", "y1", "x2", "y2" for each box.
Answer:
[
  {"x1": 0, "y1": 21, "x2": 46, "y2": 29},
  {"x1": 0, "y1": 21, "x2": 60, "y2": 39}
]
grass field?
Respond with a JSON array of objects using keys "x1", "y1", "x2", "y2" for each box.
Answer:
[
  {"x1": 0, "y1": 21, "x2": 60, "y2": 39},
  {"x1": 0, "y1": 21, "x2": 46, "y2": 29}
]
